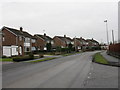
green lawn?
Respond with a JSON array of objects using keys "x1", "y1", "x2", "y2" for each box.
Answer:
[
  {"x1": 0, "y1": 58, "x2": 13, "y2": 62},
  {"x1": 29, "y1": 57, "x2": 57, "y2": 63},
  {"x1": 94, "y1": 53, "x2": 109, "y2": 64}
]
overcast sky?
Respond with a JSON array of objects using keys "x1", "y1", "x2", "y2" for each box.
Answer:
[{"x1": 1, "y1": 0, "x2": 119, "y2": 44}]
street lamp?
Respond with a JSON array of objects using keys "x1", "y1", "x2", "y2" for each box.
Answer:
[{"x1": 104, "y1": 20, "x2": 109, "y2": 45}]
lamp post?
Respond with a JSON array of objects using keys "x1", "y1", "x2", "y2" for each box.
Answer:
[{"x1": 104, "y1": 20, "x2": 109, "y2": 45}]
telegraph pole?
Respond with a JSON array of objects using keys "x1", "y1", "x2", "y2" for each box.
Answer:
[{"x1": 112, "y1": 30, "x2": 115, "y2": 44}]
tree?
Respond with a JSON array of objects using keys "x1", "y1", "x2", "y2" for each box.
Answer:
[
  {"x1": 46, "y1": 43, "x2": 52, "y2": 52},
  {"x1": 56, "y1": 46, "x2": 61, "y2": 52},
  {"x1": 68, "y1": 43, "x2": 73, "y2": 52}
]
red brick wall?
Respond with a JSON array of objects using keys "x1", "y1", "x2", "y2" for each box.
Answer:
[
  {"x1": 2, "y1": 29, "x2": 16, "y2": 46},
  {"x1": 32, "y1": 43, "x2": 37, "y2": 47},
  {"x1": 53, "y1": 37, "x2": 66, "y2": 47},
  {"x1": 109, "y1": 43, "x2": 120, "y2": 54},
  {"x1": 73, "y1": 39, "x2": 82, "y2": 47},
  {"x1": 34, "y1": 36, "x2": 45, "y2": 50}
]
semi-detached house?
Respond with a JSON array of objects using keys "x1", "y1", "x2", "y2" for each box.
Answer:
[
  {"x1": 2, "y1": 26, "x2": 36, "y2": 57},
  {"x1": 53, "y1": 35, "x2": 73, "y2": 48},
  {"x1": 34, "y1": 33, "x2": 54, "y2": 50},
  {"x1": 86, "y1": 38, "x2": 99, "y2": 48}
]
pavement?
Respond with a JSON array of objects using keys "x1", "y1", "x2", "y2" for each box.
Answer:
[
  {"x1": 2, "y1": 51, "x2": 118, "y2": 88},
  {"x1": 84, "y1": 51, "x2": 118, "y2": 88},
  {"x1": 101, "y1": 51, "x2": 119, "y2": 63}
]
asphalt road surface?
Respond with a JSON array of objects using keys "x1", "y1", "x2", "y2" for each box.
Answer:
[{"x1": 3, "y1": 51, "x2": 102, "y2": 88}]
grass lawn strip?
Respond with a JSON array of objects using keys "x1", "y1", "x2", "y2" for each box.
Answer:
[
  {"x1": 94, "y1": 53, "x2": 109, "y2": 64},
  {"x1": 29, "y1": 57, "x2": 57, "y2": 63},
  {"x1": 0, "y1": 58, "x2": 13, "y2": 62}
]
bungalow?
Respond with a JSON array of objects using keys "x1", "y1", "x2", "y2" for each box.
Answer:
[
  {"x1": 34, "y1": 33, "x2": 54, "y2": 51},
  {"x1": 1, "y1": 26, "x2": 36, "y2": 57},
  {"x1": 53, "y1": 35, "x2": 73, "y2": 48}
]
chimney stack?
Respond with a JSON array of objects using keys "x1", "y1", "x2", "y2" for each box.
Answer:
[
  {"x1": 64, "y1": 35, "x2": 66, "y2": 38},
  {"x1": 20, "y1": 27, "x2": 23, "y2": 32},
  {"x1": 44, "y1": 33, "x2": 46, "y2": 37}
]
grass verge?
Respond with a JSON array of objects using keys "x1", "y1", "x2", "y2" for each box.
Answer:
[
  {"x1": 62, "y1": 53, "x2": 74, "y2": 56},
  {"x1": 62, "y1": 51, "x2": 82, "y2": 56},
  {"x1": 93, "y1": 53, "x2": 109, "y2": 64},
  {"x1": 0, "y1": 58, "x2": 13, "y2": 62},
  {"x1": 29, "y1": 57, "x2": 57, "y2": 63}
]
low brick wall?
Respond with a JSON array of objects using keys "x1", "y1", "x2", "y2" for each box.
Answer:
[{"x1": 108, "y1": 43, "x2": 120, "y2": 58}]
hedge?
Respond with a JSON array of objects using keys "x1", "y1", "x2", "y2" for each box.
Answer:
[{"x1": 13, "y1": 56, "x2": 34, "y2": 62}]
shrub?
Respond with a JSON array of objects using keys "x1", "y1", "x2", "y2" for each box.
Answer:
[
  {"x1": 46, "y1": 43, "x2": 52, "y2": 52},
  {"x1": 25, "y1": 52, "x2": 31, "y2": 55},
  {"x1": 13, "y1": 56, "x2": 34, "y2": 62},
  {"x1": 39, "y1": 54, "x2": 44, "y2": 58},
  {"x1": 29, "y1": 53, "x2": 34, "y2": 59},
  {"x1": 2, "y1": 56, "x2": 7, "y2": 58},
  {"x1": 56, "y1": 46, "x2": 61, "y2": 52}
]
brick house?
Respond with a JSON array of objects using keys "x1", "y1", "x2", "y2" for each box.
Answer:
[
  {"x1": 34, "y1": 33, "x2": 54, "y2": 51},
  {"x1": 1, "y1": 26, "x2": 36, "y2": 57},
  {"x1": 78, "y1": 37, "x2": 88, "y2": 50},
  {"x1": 73, "y1": 38, "x2": 82, "y2": 50},
  {"x1": 86, "y1": 38, "x2": 99, "y2": 49},
  {"x1": 53, "y1": 35, "x2": 73, "y2": 48}
]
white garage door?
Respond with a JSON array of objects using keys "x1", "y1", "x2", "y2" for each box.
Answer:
[
  {"x1": 3, "y1": 46, "x2": 11, "y2": 57},
  {"x1": 3, "y1": 46, "x2": 18, "y2": 57}
]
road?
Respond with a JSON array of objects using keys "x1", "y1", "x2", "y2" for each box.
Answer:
[{"x1": 3, "y1": 51, "x2": 101, "y2": 88}]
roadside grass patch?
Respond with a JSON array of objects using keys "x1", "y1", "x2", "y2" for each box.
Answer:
[
  {"x1": 62, "y1": 51, "x2": 82, "y2": 57},
  {"x1": 29, "y1": 57, "x2": 57, "y2": 63},
  {"x1": 62, "y1": 53, "x2": 75, "y2": 56},
  {"x1": 0, "y1": 58, "x2": 13, "y2": 62},
  {"x1": 93, "y1": 53, "x2": 109, "y2": 64}
]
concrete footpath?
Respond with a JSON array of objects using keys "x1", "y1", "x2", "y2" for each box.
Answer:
[
  {"x1": 84, "y1": 51, "x2": 118, "y2": 88},
  {"x1": 101, "y1": 51, "x2": 119, "y2": 63}
]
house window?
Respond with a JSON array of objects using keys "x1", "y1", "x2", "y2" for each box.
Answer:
[
  {"x1": 32, "y1": 39, "x2": 36, "y2": 43},
  {"x1": 47, "y1": 40, "x2": 50, "y2": 43},
  {"x1": 3, "y1": 37, "x2": 5, "y2": 41},
  {"x1": 25, "y1": 38, "x2": 30, "y2": 42},
  {"x1": 51, "y1": 41, "x2": 54, "y2": 44},
  {"x1": 19, "y1": 36, "x2": 22, "y2": 41},
  {"x1": 71, "y1": 41, "x2": 74, "y2": 44}
]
